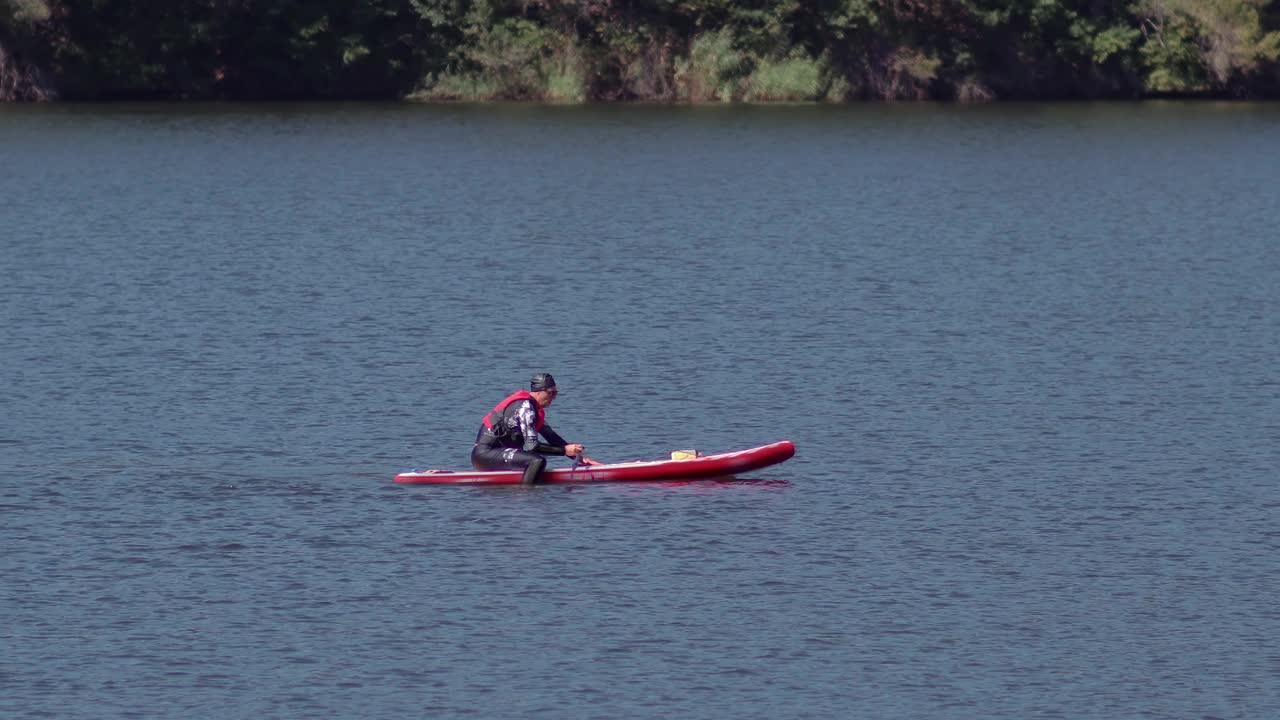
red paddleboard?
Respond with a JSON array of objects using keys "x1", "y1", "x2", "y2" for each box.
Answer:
[{"x1": 395, "y1": 440, "x2": 795, "y2": 485}]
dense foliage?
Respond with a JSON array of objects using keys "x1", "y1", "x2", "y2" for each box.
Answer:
[{"x1": 3, "y1": 0, "x2": 1279, "y2": 101}]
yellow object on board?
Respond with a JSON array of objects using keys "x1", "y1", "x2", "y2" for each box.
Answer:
[{"x1": 670, "y1": 450, "x2": 702, "y2": 461}]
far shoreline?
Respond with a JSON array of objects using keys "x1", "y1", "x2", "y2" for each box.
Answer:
[{"x1": 5, "y1": 94, "x2": 1280, "y2": 106}]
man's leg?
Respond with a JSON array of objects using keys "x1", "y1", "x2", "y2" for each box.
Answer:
[
  {"x1": 472, "y1": 445, "x2": 547, "y2": 485},
  {"x1": 520, "y1": 455, "x2": 547, "y2": 486}
]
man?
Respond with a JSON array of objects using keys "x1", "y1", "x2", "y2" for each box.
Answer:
[{"x1": 472, "y1": 372, "x2": 601, "y2": 485}]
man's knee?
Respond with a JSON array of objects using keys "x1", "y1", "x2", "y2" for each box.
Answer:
[{"x1": 522, "y1": 456, "x2": 547, "y2": 485}]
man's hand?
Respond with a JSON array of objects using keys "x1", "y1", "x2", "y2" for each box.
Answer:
[{"x1": 565, "y1": 443, "x2": 585, "y2": 457}]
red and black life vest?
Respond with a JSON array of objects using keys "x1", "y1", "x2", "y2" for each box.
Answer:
[{"x1": 481, "y1": 390, "x2": 545, "y2": 433}]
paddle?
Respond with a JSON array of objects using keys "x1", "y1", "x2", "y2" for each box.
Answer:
[
  {"x1": 565, "y1": 442, "x2": 602, "y2": 466},
  {"x1": 565, "y1": 449, "x2": 604, "y2": 482}
]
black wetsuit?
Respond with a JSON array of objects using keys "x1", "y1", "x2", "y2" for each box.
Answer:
[{"x1": 471, "y1": 398, "x2": 568, "y2": 484}]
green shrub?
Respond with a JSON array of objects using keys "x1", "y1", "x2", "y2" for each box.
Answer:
[
  {"x1": 416, "y1": 19, "x2": 583, "y2": 101},
  {"x1": 545, "y1": 43, "x2": 586, "y2": 103},
  {"x1": 675, "y1": 29, "x2": 750, "y2": 102},
  {"x1": 4, "y1": 0, "x2": 50, "y2": 23},
  {"x1": 743, "y1": 53, "x2": 823, "y2": 102}
]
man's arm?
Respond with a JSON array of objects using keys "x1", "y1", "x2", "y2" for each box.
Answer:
[
  {"x1": 540, "y1": 424, "x2": 568, "y2": 449},
  {"x1": 543, "y1": 424, "x2": 594, "y2": 461},
  {"x1": 518, "y1": 402, "x2": 566, "y2": 454}
]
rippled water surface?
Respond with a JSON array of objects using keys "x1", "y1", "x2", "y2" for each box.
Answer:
[{"x1": 2, "y1": 102, "x2": 1278, "y2": 719}]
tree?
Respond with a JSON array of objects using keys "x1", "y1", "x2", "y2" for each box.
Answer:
[{"x1": 1136, "y1": 0, "x2": 1280, "y2": 95}]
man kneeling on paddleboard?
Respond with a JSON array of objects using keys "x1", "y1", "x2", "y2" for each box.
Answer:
[{"x1": 472, "y1": 373, "x2": 601, "y2": 485}]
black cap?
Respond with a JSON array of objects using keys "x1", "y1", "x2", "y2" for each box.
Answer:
[{"x1": 530, "y1": 372, "x2": 557, "y2": 391}]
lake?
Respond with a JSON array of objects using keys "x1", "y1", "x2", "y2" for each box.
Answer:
[{"x1": 2, "y1": 101, "x2": 1278, "y2": 719}]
